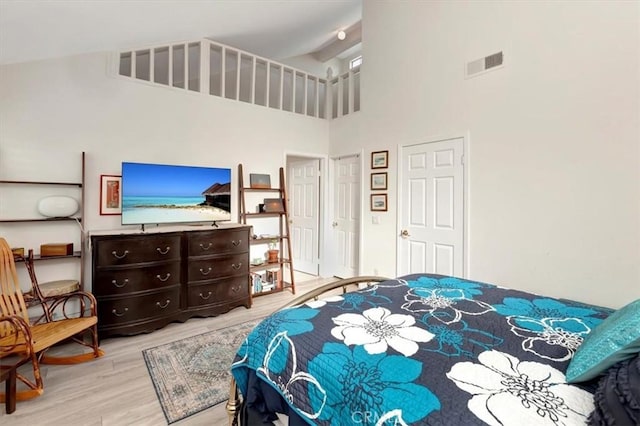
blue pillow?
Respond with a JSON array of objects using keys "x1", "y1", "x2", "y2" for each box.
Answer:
[{"x1": 566, "y1": 298, "x2": 640, "y2": 383}]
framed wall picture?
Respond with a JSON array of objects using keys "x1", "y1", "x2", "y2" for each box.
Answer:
[
  {"x1": 371, "y1": 150, "x2": 388, "y2": 169},
  {"x1": 250, "y1": 173, "x2": 271, "y2": 189},
  {"x1": 370, "y1": 194, "x2": 388, "y2": 212},
  {"x1": 371, "y1": 172, "x2": 387, "y2": 190},
  {"x1": 100, "y1": 174, "x2": 122, "y2": 215}
]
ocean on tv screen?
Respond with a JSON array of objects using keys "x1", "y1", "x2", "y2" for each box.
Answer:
[
  {"x1": 122, "y1": 196, "x2": 231, "y2": 224},
  {"x1": 121, "y1": 162, "x2": 231, "y2": 225}
]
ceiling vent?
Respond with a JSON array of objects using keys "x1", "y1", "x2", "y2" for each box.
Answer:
[{"x1": 465, "y1": 51, "x2": 504, "y2": 79}]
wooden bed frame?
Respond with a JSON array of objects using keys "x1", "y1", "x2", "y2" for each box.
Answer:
[{"x1": 226, "y1": 276, "x2": 390, "y2": 426}]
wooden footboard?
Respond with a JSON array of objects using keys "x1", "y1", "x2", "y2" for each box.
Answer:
[{"x1": 226, "y1": 275, "x2": 390, "y2": 426}]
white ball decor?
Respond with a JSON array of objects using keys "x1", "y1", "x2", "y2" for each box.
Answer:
[{"x1": 37, "y1": 196, "x2": 79, "y2": 218}]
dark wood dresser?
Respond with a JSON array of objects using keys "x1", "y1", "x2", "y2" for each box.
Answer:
[{"x1": 91, "y1": 226, "x2": 251, "y2": 338}]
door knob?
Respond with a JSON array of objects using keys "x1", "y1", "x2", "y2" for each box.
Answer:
[
  {"x1": 400, "y1": 229, "x2": 410, "y2": 238},
  {"x1": 332, "y1": 221, "x2": 338, "y2": 227}
]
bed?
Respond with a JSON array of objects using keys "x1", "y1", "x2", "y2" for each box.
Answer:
[{"x1": 228, "y1": 273, "x2": 640, "y2": 425}]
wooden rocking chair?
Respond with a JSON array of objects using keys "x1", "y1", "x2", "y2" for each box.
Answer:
[
  {"x1": 0, "y1": 237, "x2": 104, "y2": 404},
  {"x1": 22, "y1": 248, "x2": 81, "y2": 324},
  {"x1": 0, "y1": 315, "x2": 31, "y2": 413}
]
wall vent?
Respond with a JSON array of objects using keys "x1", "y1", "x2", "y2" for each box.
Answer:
[{"x1": 465, "y1": 51, "x2": 504, "y2": 78}]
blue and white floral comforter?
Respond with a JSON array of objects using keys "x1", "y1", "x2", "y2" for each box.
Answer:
[{"x1": 231, "y1": 274, "x2": 613, "y2": 425}]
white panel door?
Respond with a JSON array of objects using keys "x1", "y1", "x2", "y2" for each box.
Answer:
[
  {"x1": 289, "y1": 159, "x2": 320, "y2": 275},
  {"x1": 398, "y1": 138, "x2": 464, "y2": 277},
  {"x1": 333, "y1": 156, "x2": 360, "y2": 278}
]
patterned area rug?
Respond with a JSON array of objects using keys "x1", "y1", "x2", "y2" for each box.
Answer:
[{"x1": 143, "y1": 319, "x2": 260, "y2": 424}]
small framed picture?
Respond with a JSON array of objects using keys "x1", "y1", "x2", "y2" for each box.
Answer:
[
  {"x1": 371, "y1": 150, "x2": 388, "y2": 169},
  {"x1": 371, "y1": 172, "x2": 387, "y2": 190},
  {"x1": 370, "y1": 194, "x2": 387, "y2": 212},
  {"x1": 250, "y1": 173, "x2": 271, "y2": 189},
  {"x1": 100, "y1": 174, "x2": 122, "y2": 215}
]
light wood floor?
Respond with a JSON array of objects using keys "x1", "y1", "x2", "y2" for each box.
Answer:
[{"x1": 1, "y1": 275, "x2": 331, "y2": 426}]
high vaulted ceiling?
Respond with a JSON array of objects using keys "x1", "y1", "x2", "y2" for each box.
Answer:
[{"x1": 0, "y1": 0, "x2": 361, "y2": 65}]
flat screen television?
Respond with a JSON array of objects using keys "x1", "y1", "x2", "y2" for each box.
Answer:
[{"x1": 121, "y1": 162, "x2": 232, "y2": 226}]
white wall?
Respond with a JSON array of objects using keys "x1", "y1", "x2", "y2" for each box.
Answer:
[
  {"x1": 331, "y1": 0, "x2": 640, "y2": 308},
  {"x1": 0, "y1": 51, "x2": 330, "y2": 289}
]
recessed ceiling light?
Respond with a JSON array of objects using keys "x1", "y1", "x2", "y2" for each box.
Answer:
[{"x1": 337, "y1": 30, "x2": 346, "y2": 41}]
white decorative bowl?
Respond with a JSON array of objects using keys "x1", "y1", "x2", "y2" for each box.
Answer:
[{"x1": 37, "y1": 196, "x2": 79, "y2": 218}]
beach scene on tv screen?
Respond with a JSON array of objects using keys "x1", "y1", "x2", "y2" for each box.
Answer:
[{"x1": 121, "y1": 162, "x2": 231, "y2": 225}]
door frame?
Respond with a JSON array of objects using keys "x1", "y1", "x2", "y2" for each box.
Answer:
[
  {"x1": 327, "y1": 151, "x2": 364, "y2": 278},
  {"x1": 285, "y1": 151, "x2": 327, "y2": 276},
  {"x1": 396, "y1": 134, "x2": 470, "y2": 278}
]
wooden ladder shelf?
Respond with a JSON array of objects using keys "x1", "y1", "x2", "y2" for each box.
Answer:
[{"x1": 238, "y1": 164, "x2": 296, "y2": 299}]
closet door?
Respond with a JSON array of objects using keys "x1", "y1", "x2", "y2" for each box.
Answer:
[
  {"x1": 289, "y1": 159, "x2": 320, "y2": 275},
  {"x1": 332, "y1": 155, "x2": 360, "y2": 278}
]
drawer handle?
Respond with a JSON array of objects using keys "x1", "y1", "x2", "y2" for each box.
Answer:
[
  {"x1": 156, "y1": 300, "x2": 171, "y2": 309},
  {"x1": 199, "y1": 291, "x2": 213, "y2": 300},
  {"x1": 112, "y1": 278, "x2": 129, "y2": 288},
  {"x1": 112, "y1": 307, "x2": 129, "y2": 317},
  {"x1": 199, "y1": 267, "x2": 212, "y2": 276},
  {"x1": 112, "y1": 250, "x2": 129, "y2": 259},
  {"x1": 231, "y1": 285, "x2": 241, "y2": 293},
  {"x1": 157, "y1": 246, "x2": 171, "y2": 255},
  {"x1": 199, "y1": 242, "x2": 213, "y2": 250},
  {"x1": 156, "y1": 273, "x2": 171, "y2": 282},
  {"x1": 232, "y1": 262, "x2": 242, "y2": 270},
  {"x1": 232, "y1": 239, "x2": 242, "y2": 246}
]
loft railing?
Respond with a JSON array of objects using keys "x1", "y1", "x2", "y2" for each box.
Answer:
[{"x1": 117, "y1": 39, "x2": 360, "y2": 120}]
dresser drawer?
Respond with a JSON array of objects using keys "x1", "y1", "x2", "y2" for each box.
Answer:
[
  {"x1": 186, "y1": 282, "x2": 218, "y2": 307},
  {"x1": 93, "y1": 262, "x2": 181, "y2": 296},
  {"x1": 94, "y1": 234, "x2": 181, "y2": 266},
  {"x1": 188, "y1": 229, "x2": 248, "y2": 256},
  {"x1": 217, "y1": 275, "x2": 250, "y2": 300},
  {"x1": 187, "y1": 253, "x2": 248, "y2": 282},
  {"x1": 97, "y1": 286, "x2": 180, "y2": 326},
  {"x1": 187, "y1": 276, "x2": 248, "y2": 307}
]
